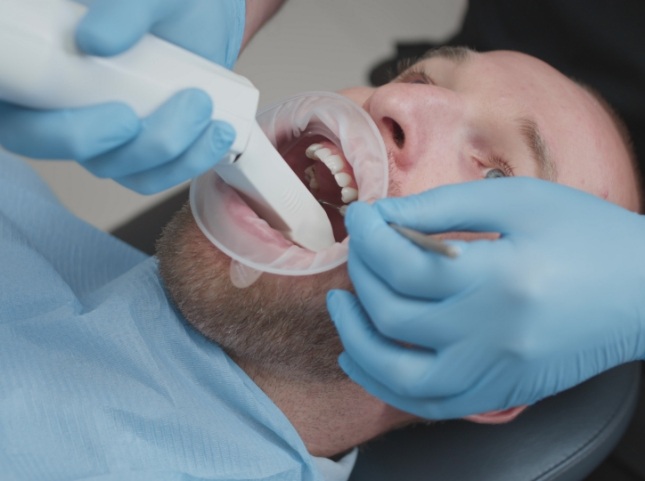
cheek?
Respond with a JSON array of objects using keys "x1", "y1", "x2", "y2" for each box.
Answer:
[
  {"x1": 391, "y1": 149, "x2": 477, "y2": 197},
  {"x1": 337, "y1": 88, "x2": 486, "y2": 198}
]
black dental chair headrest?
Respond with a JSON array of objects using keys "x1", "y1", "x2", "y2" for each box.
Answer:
[{"x1": 350, "y1": 363, "x2": 640, "y2": 481}]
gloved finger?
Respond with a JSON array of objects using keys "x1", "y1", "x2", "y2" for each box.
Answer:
[
  {"x1": 328, "y1": 291, "x2": 504, "y2": 410},
  {"x1": 346, "y1": 201, "x2": 431, "y2": 297},
  {"x1": 375, "y1": 177, "x2": 562, "y2": 235},
  {"x1": 349, "y1": 246, "x2": 523, "y2": 353},
  {"x1": 327, "y1": 290, "x2": 460, "y2": 396},
  {"x1": 81, "y1": 89, "x2": 213, "y2": 178},
  {"x1": 346, "y1": 202, "x2": 463, "y2": 298},
  {"x1": 346, "y1": 201, "x2": 507, "y2": 300},
  {"x1": 0, "y1": 101, "x2": 140, "y2": 160},
  {"x1": 115, "y1": 119, "x2": 235, "y2": 194},
  {"x1": 339, "y1": 339, "x2": 505, "y2": 419},
  {"x1": 338, "y1": 353, "x2": 456, "y2": 420},
  {"x1": 346, "y1": 247, "x2": 467, "y2": 347},
  {"x1": 340, "y1": 352, "x2": 504, "y2": 420},
  {"x1": 338, "y1": 347, "x2": 470, "y2": 417},
  {"x1": 76, "y1": 0, "x2": 172, "y2": 56}
]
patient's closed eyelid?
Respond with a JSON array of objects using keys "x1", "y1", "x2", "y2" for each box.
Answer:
[
  {"x1": 469, "y1": 134, "x2": 516, "y2": 179},
  {"x1": 394, "y1": 64, "x2": 436, "y2": 86},
  {"x1": 477, "y1": 153, "x2": 514, "y2": 179}
]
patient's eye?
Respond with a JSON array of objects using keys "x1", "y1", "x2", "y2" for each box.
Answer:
[
  {"x1": 394, "y1": 64, "x2": 435, "y2": 85},
  {"x1": 485, "y1": 168, "x2": 507, "y2": 179},
  {"x1": 482, "y1": 154, "x2": 513, "y2": 179}
]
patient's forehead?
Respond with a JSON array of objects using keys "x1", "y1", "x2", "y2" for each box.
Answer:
[
  {"x1": 457, "y1": 50, "x2": 639, "y2": 211},
  {"x1": 340, "y1": 49, "x2": 639, "y2": 211}
]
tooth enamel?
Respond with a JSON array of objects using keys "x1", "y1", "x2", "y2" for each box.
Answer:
[
  {"x1": 341, "y1": 187, "x2": 359, "y2": 203},
  {"x1": 304, "y1": 165, "x2": 319, "y2": 190},
  {"x1": 322, "y1": 155, "x2": 345, "y2": 174},
  {"x1": 305, "y1": 143, "x2": 324, "y2": 159},
  {"x1": 334, "y1": 172, "x2": 352, "y2": 188},
  {"x1": 315, "y1": 148, "x2": 333, "y2": 160},
  {"x1": 339, "y1": 205, "x2": 348, "y2": 216},
  {"x1": 305, "y1": 142, "x2": 356, "y2": 195}
]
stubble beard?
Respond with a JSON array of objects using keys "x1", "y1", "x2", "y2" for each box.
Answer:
[{"x1": 156, "y1": 203, "x2": 353, "y2": 383}]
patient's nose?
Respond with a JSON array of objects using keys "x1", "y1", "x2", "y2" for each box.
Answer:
[{"x1": 367, "y1": 83, "x2": 465, "y2": 168}]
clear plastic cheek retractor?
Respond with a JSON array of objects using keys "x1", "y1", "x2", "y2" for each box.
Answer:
[
  {"x1": 190, "y1": 91, "x2": 389, "y2": 283},
  {"x1": 0, "y1": 0, "x2": 350, "y2": 252}
]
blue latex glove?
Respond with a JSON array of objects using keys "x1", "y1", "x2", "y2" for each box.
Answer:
[
  {"x1": 0, "y1": 0, "x2": 245, "y2": 194},
  {"x1": 328, "y1": 177, "x2": 645, "y2": 419}
]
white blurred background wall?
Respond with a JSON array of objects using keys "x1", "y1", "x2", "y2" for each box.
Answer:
[{"x1": 26, "y1": 0, "x2": 467, "y2": 232}]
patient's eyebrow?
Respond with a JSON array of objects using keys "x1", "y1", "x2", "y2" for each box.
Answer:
[
  {"x1": 419, "y1": 47, "x2": 557, "y2": 180},
  {"x1": 517, "y1": 117, "x2": 557, "y2": 181},
  {"x1": 422, "y1": 46, "x2": 473, "y2": 64}
]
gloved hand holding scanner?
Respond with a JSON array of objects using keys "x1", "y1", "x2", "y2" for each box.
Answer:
[
  {"x1": 329, "y1": 178, "x2": 645, "y2": 420},
  {"x1": 0, "y1": 0, "x2": 345, "y2": 254},
  {"x1": 0, "y1": 0, "x2": 284, "y2": 194},
  {"x1": 0, "y1": 0, "x2": 392, "y2": 270}
]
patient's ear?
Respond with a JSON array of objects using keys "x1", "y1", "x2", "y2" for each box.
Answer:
[{"x1": 464, "y1": 406, "x2": 527, "y2": 424}]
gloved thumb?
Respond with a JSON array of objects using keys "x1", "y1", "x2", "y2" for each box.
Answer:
[
  {"x1": 375, "y1": 177, "x2": 560, "y2": 235},
  {"x1": 75, "y1": 0, "x2": 166, "y2": 56}
]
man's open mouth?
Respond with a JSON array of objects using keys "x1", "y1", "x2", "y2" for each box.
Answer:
[
  {"x1": 277, "y1": 132, "x2": 357, "y2": 242},
  {"x1": 189, "y1": 91, "x2": 388, "y2": 277}
]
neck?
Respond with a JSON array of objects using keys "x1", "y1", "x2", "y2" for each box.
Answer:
[{"x1": 247, "y1": 370, "x2": 417, "y2": 458}]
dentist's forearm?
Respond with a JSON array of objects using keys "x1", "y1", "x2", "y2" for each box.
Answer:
[{"x1": 242, "y1": 0, "x2": 287, "y2": 50}]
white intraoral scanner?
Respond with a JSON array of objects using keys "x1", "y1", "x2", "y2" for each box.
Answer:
[
  {"x1": 0, "y1": 0, "x2": 336, "y2": 252},
  {"x1": 0, "y1": 0, "x2": 390, "y2": 280}
]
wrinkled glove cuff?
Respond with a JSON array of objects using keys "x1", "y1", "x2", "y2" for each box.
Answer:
[{"x1": 224, "y1": 0, "x2": 246, "y2": 69}]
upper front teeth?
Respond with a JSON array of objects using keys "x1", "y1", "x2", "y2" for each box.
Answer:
[
  {"x1": 306, "y1": 143, "x2": 346, "y2": 175},
  {"x1": 334, "y1": 172, "x2": 352, "y2": 187},
  {"x1": 323, "y1": 155, "x2": 345, "y2": 175},
  {"x1": 305, "y1": 143, "x2": 324, "y2": 158},
  {"x1": 305, "y1": 143, "x2": 357, "y2": 203}
]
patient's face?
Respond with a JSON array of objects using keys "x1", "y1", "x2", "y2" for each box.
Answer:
[
  {"x1": 339, "y1": 48, "x2": 638, "y2": 209},
  {"x1": 157, "y1": 48, "x2": 639, "y2": 383}
]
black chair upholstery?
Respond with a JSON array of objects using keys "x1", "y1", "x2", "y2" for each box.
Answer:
[
  {"x1": 350, "y1": 363, "x2": 641, "y2": 481},
  {"x1": 111, "y1": 187, "x2": 190, "y2": 256}
]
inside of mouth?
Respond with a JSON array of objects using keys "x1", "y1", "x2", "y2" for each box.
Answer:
[
  {"x1": 189, "y1": 90, "x2": 388, "y2": 278},
  {"x1": 277, "y1": 131, "x2": 353, "y2": 242}
]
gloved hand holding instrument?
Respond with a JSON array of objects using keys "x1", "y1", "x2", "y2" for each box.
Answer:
[{"x1": 329, "y1": 178, "x2": 645, "y2": 419}]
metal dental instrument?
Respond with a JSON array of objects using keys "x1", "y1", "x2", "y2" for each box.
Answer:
[
  {"x1": 318, "y1": 200, "x2": 349, "y2": 216},
  {"x1": 318, "y1": 200, "x2": 458, "y2": 259},
  {"x1": 388, "y1": 224, "x2": 459, "y2": 258}
]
